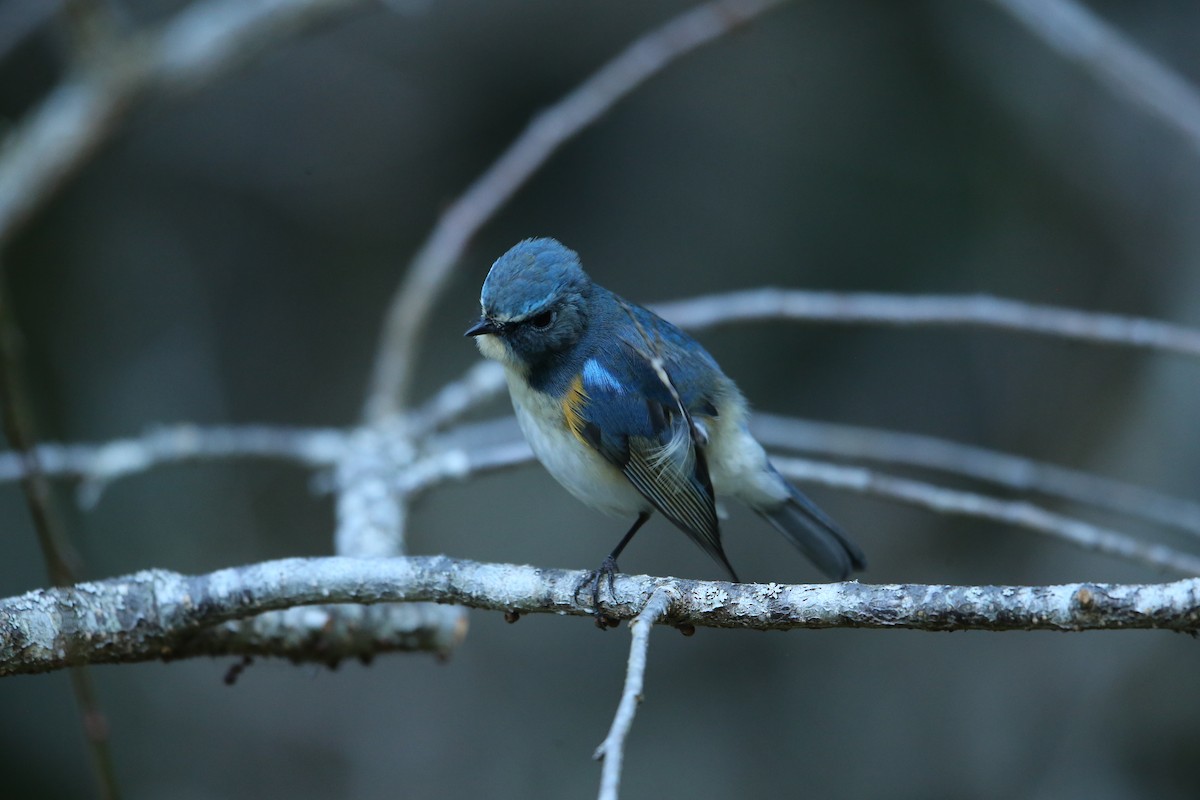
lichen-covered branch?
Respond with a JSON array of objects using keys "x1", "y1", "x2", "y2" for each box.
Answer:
[{"x1": 3, "y1": 555, "x2": 1198, "y2": 677}]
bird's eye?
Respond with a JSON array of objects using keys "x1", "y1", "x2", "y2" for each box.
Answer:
[{"x1": 528, "y1": 310, "x2": 555, "y2": 330}]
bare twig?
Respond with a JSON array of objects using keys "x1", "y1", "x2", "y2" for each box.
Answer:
[
  {"x1": 0, "y1": 423, "x2": 346, "y2": 506},
  {"x1": 411, "y1": 361, "x2": 505, "y2": 432},
  {"x1": 0, "y1": 281, "x2": 120, "y2": 799},
  {"x1": 5, "y1": 555, "x2": 1200, "y2": 677},
  {"x1": 362, "y1": 0, "x2": 787, "y2": 418},
  {"x1": 594, "y1": 587, "x2": 674, "y2": 800},
  {"x1": 0, "y1": 0, "x2": 372, "y2": 249},
  {"x1": 652, "y1": 290, "x2": 1200, "y2": 359},
  {"x1": 772, "y1": 457, "x2": 1200, "y2": 575},
  {"x1": 752, "y1": 414, "x2": 1200, "y2": 539},
  {"x1": 987, "y1": 0, "x2": 1200, "y2": 155},
  {"x1": 404, "y1": 290, "x2": 1200, "y2": 436},
  {"x1": 389, "y1": 436, "x2": 1200, "y2": 574}
]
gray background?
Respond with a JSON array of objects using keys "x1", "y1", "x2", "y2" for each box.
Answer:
[{"x1": 2, "y1": 1, "x2": 1199, "y2": 798}]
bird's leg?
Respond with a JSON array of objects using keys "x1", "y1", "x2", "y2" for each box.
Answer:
[{"x1": 576, "y1": 512, "x2": 651, "y2": 627}]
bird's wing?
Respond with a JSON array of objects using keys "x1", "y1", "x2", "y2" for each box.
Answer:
[{"x1": 565, "y1": 322, "x2": 736, "y2": 580}]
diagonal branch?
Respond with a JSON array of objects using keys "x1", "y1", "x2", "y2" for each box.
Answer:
[
  {"x1": 772, "y1": 457, "x2": 1200, "y2": 575},
  {"x1": 0, "y1": 0, "x2": 374, "y2": 249},
  {"x1": 987, "y1": 0, "x2": 1200, "y2": 155},
  {"x1": 0, "y1": 278, "x2": 120, "y2": 799},
  {"x1": 4, "y1": 555, "x2": 1199, "y2": 677},
  {"x1": 362, "y1": 0, "x2": 788, "y2": 418},
  {"x1": 752, "y1": 414, "x2": 1200, "y2": 539}
]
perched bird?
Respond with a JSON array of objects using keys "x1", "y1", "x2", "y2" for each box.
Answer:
[{"x1": 466, "y1": 238, "x2": 864, "y2": 597}]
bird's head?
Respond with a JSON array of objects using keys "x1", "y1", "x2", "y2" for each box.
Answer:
[{"x1": 465, "y1": 238, "x2": 593, "y2": 372}]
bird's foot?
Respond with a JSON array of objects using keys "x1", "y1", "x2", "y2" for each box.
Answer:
[{"x1": 574, "y1": 556, "x2": 622, "y2": 629}]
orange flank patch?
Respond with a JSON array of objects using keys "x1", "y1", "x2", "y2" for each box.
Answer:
[{"x1": 562, "y1": 374, "x2": 589, "y2": 444}]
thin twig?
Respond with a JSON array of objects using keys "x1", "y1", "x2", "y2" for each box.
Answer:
[
  {"x1": 0, "y1": 280, "x2": 121, "y2": 799},
  {"x1": 362, "y1": 0, "x2": 788, "y2": 419},
  {"x1": 987, "y1": 0, "x2": 1200, "y2": 155},
  {"x1": 405, "y1": 405, "x2": 1200, "y2": 544},
  {"x1": 772, "y1": 457, "x2": 1200, "y2": 575},
  {"x1": 389, "y1": 435, "x2": 1200, "y2": 575},
  {"x1": 406, "y1": 290, "x2": 1200, "y2": 436},
  {"x1": 411, "y1": 361, "x2": 505, "y2": 432},
  {"x1": 594, "y1": 587, "x2": 674, "y2": 800},
  {"x1": 652, "y1": 290, "x2": 1200, "y2": 359},
  {"x1": 0, "y1": 423, "x2": 346, "y2": 506},
  {"x1": 5, "y1": 556, "x2": 1200, "y2": 677},
  {"x1": 752, "y1": 414, "x2": 1200, "y2": 539}
]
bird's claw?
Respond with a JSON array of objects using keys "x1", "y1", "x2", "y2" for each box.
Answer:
[{"x1": 575, "y1": 556, "x2": 621, "y2": 628}]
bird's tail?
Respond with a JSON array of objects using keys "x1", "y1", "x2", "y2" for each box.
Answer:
[{"x1": 756, "y1": 472, "x2": 865, "y2": 581}]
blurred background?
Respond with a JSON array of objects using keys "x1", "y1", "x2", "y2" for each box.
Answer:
[{"x1": 2, "y1": 0, "x2": 1199, "y2": 797}]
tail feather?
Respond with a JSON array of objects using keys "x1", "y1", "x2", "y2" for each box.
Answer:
[{"x1": 757, "y1": 482, "x2": 865, "y2": 581}]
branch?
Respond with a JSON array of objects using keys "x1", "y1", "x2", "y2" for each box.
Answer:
[
  {"x1": 362, "y1": 0, "x2": 787, "y2": 418},
  {"x1": 0, "y1": 0, "x2": 373, "y2": 249},
  {"x1": 0, "y1": 423, "x2": 346, "y2": 506},
  {"x1": 0, "y1": 277, "x2": 120, "y2": 799},
  {"x1": 651, "y1": 290, "x2": 1200, "y2": 359},
  {"x1": 987, "y1": 0, "x2": 1200, "y2": 155},
  {"x1": 752, "y1": 414, "x2": 1200, "y2": 539},
  {"x1": 4, "y1": 555, "x2": 1199, "y2": 677},
  {"x1": 389, "y1": 433, "x2": 1200, "y2": 575},
  {"x1": 169, "y1": 602, "x2": 467, "y2": 666},
  {"x1": 772, "y1": 457, "x2": 1200, "y2": 575},
  {"x1": 595, "y1": 588, "x2": 674, "y2": 800},
  {"x1": 416, "y1": 289, "x2": 1200, "y2": 433}
]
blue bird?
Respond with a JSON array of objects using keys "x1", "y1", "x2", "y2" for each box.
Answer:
[{"x1": 466, "y1": 238, "x2": 865, "y2": 598}]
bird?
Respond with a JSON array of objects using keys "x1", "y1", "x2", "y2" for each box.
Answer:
[{"x1": 465, "y1": 238, "x2": 865, "y2": 603}]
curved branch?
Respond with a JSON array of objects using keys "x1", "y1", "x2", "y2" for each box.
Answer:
[
  {"x1": 652, "y1": 290, "x2": 1200, "y2": 359},
  {"x1": 4, "y1": 555, "x2": 1198, "y2": 677}
]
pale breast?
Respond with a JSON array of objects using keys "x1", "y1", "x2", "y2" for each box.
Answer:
[{"x1": 505, "y1": 369, "x2": 650, "y2": 518}]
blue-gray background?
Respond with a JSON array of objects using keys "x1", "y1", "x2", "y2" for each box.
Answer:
[{"x1": 2, "y1": 1, "x2": 1199, "y2": 798}]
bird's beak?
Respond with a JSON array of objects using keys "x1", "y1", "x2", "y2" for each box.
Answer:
[{"x1": 464, "y1": 317, "x2": 500, "y2": 337}]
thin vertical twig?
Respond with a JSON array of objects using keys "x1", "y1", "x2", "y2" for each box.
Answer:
[
  {"x1": 0, "y1": 278, "x2": 121, "y2": 800},
  {"x1": 594, "y1": 587, "x2": 674, "y2": 800},
  {"x1": 362, "y1": 0, "x2": 788, "y2": 419}
]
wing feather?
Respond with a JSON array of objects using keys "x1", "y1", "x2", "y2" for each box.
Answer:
[{"x1": 570, "y1": 328, "x2": 738, "y2": 580}]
